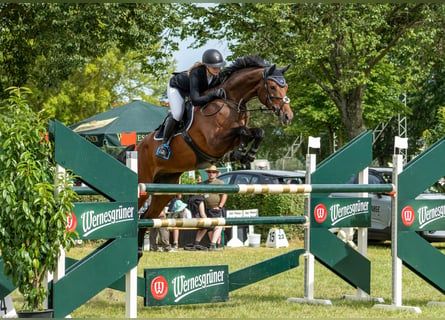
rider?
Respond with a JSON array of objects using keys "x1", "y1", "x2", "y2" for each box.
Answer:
[{"x1": 156, "y1": 49, "x2": 227, "y2": 160}]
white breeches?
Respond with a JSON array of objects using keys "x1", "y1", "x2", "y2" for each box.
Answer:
[{"x1": 167, "y1": 85, "x2": 185, "y2": 121}]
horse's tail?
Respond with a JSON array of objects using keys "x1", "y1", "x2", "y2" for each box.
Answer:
[{"x1": 116, "y1": 144, "x2": 136, "y2": 164}]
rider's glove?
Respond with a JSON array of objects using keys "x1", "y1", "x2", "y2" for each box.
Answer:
[{"x1": 213, "y1": 88, "x2": 226, "y2": 99}]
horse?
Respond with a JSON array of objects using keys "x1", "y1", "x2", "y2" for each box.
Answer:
[{"x1": 137, "y1": 55, "x2": 293, "y2": 256}]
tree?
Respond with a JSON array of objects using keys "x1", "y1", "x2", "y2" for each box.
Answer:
[
  {"x1": 185, "y1": 4, "x2": 444, "y2": 144},
  {"x1": 0, "y1": 3, "x2": 185, "y2": 107},
  {"x1": 0, "y1": 88, "x2": 77, "y2": 312},
  {"x1": 411, "y1": 62, "x2": 445, "y2": 149},
  {"x1": 43, "y1": 47, "x2": 175, "y2": 125}
]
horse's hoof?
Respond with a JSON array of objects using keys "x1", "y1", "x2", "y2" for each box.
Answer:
[
  {"x1": 230, "y1": 150, "x2": 243, "y2": 161},
  {"x1": 239, "y1": 156, "x2": 249, "y2": 165}
]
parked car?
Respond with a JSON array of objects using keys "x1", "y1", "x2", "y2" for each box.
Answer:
[
  {"x1": 348, "y1": 168, "x2": 445, "y2": 242},
  {"x1": 217, "y1": 169, "x2": 305, "y2": 185}
]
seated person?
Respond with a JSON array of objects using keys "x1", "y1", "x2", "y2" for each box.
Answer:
[
  {"x1": 167, "y1": 199, "x2": 191, "y2": 251},
  {"x1": 193, "y1": 201, "x2": 223, "y2": 251},
  {"x1": 185, "y1": 165, "x2": 227, "y2": 251}
]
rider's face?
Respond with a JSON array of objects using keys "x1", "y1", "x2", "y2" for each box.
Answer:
[{"x1": 206, "y1": 66, "x2": 221, "y2": 77}]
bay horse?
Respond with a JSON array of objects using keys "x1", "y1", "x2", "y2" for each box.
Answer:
[{"x1": 137, "y1": 55, "x2": 293, "y2": 256}]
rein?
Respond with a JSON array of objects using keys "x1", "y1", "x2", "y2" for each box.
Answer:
[
  {"x1": 200, "y1": 93, "x2": 248, "y2": 117},
  {"x1": 200, "y1": 66, "x2": 290, "y2": 121}
]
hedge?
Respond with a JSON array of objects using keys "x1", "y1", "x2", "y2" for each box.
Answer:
[{"x1": 225, "y1": 193, "x2": 306, "y2": 240}]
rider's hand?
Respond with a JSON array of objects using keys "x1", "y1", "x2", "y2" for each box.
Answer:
[{"x1": 213, "y1": 88, "x2": 225, "y2": 99}]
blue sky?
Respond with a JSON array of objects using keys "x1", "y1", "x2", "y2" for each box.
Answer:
[
  {"x1": 174, "y1": 37, "x2": 231, "y2": 71},
  {"x1": 172, "y1": 4, "x2": 231, "y2": 71}
]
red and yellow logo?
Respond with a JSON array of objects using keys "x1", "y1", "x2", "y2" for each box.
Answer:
[
  {"x1": 151, "y1": 276, "x2": 168, "y2": 300},
  {"x1": 314, "y1": 204, "x2": 328, "y2": 224}
]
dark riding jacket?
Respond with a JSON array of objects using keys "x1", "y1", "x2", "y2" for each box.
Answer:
[{"x1": 169, "y1": 65, "x2": 221, "y2": 106}]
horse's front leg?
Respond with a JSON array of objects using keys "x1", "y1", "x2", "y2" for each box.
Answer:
[
  {"x1": 242, "y1": 127, "x2": 265, "y2": 163},
  {"x1": 228, "y1": 126, "x2": 252, "y2": 163}
]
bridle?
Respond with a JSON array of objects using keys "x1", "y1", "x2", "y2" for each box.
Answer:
[
  {"x1": 261, "y1": 68, "x2": 291, "y2": 117},
  {"x1": 201, "y1": 66, "x2": 291, "y2": 118}
]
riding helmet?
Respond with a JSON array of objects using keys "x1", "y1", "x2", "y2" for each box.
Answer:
[{"x1": 202, "y1": 49, "x2": 226, "y2": 68}]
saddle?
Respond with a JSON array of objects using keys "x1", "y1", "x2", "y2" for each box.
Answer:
[
  {"x1": 154, "y1": 102, "x2": 194, "y2": 140},
  {"x1": 154, "y1": 101, "x2": 220, "y2": 166}
]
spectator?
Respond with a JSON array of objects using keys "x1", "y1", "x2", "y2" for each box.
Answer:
[
  {"x1": 167, "y1": 199, "x2": 192, "y2": 251},
  {"x1": 185, "y1": 165, "x2": 227, "y2": 251},
  {"x1": 148, "y1": 207, "x2": 172, "y2": 252},
  {"x1": 186, "y1": 176, "x2": 204, "y2": 218}
]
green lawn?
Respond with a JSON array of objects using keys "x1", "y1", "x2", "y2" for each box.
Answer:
[{"x1": 10, "y1": 240, "x2": 445, "y2": 318}]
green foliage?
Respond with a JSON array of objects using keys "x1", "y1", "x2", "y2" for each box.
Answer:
[
  {"x1": 422, "y1": 107, "x2": 445, "y2": 147},
  {"x1": 245, "y1": 100, "x2": 300, "y2": 165},
  {"x1": 180, "y1": 172, "x2": 197, "y2": 185},
  {"x1": 225, "y1": 194, "x2": 305, "y2": 239},
  {"x1": 0, "y1": 87, "x2": 78, "y2": 311},
  {"x1": 42, "y1": 47, "x2": 175, "y2": 125},
  {"x1": 0, "y1": 3, "x2": 185, "y2": 106},
  {"x1": 185, "y1": 3, "x2": 445, "y2": 148},
  {"x1": 412, "y1": 62, "x2": 445, "y2": 149}
]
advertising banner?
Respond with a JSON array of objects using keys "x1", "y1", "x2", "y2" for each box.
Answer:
[
  {"x1": 145, "y1": 266, "x2": 229, "y2": 306},
  {"x1": 399, "y1": 200, "x2": 445, "y2": 231},
  {"x1": 70, "y1": 201, "x2": 137, "y2": 240},
  {"x1": 311, "y1": 197, "x2": 371, "y2": 228}
]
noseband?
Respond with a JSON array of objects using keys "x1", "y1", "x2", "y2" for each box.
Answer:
[{"x1": 262, "y1": 69, "x2": 290, "y2": 116}]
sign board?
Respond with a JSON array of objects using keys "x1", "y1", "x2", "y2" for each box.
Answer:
[
  {"x1": 243, "y1": 209, "x2": 259, "y2": 217},
  {"x1": 70, "y1": 201, "x2": 137, "y2": 240},
  {"x1": 311, "y1": 197, "x2": 371, "y2": 228},
  {"x1": 398, "y1": 200, "x2": 445, "y2": 231},
  {"x1": 226, "y1": 210, "x2": 243, "y2": 218},
  {"x1": 144, "y1": 266, "x2": 229, "y2": 306},
  {"x1": 266, "y1": 228, "x2": 289, "y2": 248},
  {"x1": 226, "y1": 209, "x2": 258, "y2": 218}
]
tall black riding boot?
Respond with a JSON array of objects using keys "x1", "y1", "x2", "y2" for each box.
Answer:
[{"x1": 156, "y1": 117, "x2": 178, "y2": 160}]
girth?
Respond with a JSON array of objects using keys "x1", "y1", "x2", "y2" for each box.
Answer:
[{"x1": 181, "y1": 131, "x2": 219, "y2": 169}]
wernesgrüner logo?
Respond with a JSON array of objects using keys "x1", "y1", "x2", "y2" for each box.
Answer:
[
  {"x1": 330, "y1": 200, "x2": 369, "y2": 226},
  {"x1": 172, "y1": 269, "x2": 225, "y2": 302},
  {"x1": 418, "y1": 205, "x2": 445, "y2": 229},
  {"x1": 151, "y1": 276, "x2": 168, "y2": 300},
  {"x1": 81, "y1": 205, "x2": 134, "y2": 236}
]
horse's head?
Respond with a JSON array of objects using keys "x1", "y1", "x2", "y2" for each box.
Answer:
[{"x1": 258, "y1": 65, "x2": 293, "y2": 125}]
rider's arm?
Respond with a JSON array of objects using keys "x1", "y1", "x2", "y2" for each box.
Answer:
[{"x1": 189, "y1": 68, "x2": 219, "y2": 106}]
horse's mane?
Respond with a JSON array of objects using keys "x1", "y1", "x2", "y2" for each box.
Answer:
[{"x1": 218, "y1": 55, "x2": 269, "y2": 83}]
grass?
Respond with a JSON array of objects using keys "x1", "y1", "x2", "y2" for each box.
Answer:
[{"x1": 10, "y1": 240, "x2": 445, "y2": 318}]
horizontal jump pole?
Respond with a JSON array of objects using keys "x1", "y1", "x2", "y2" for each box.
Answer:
[
  {"x1": 73, "y1": 186, "x2": 100, "y2": 195},
  {"x1": 139, "y1": 183, "x2": 395, "y2": 195},
  {"x1": 138, "y1": 216, "x2": 309, "y2": 228}
]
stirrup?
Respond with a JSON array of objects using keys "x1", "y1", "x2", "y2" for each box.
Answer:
[{"x1": 156, "y1": 144, "x2": 171, "y2": 160}]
